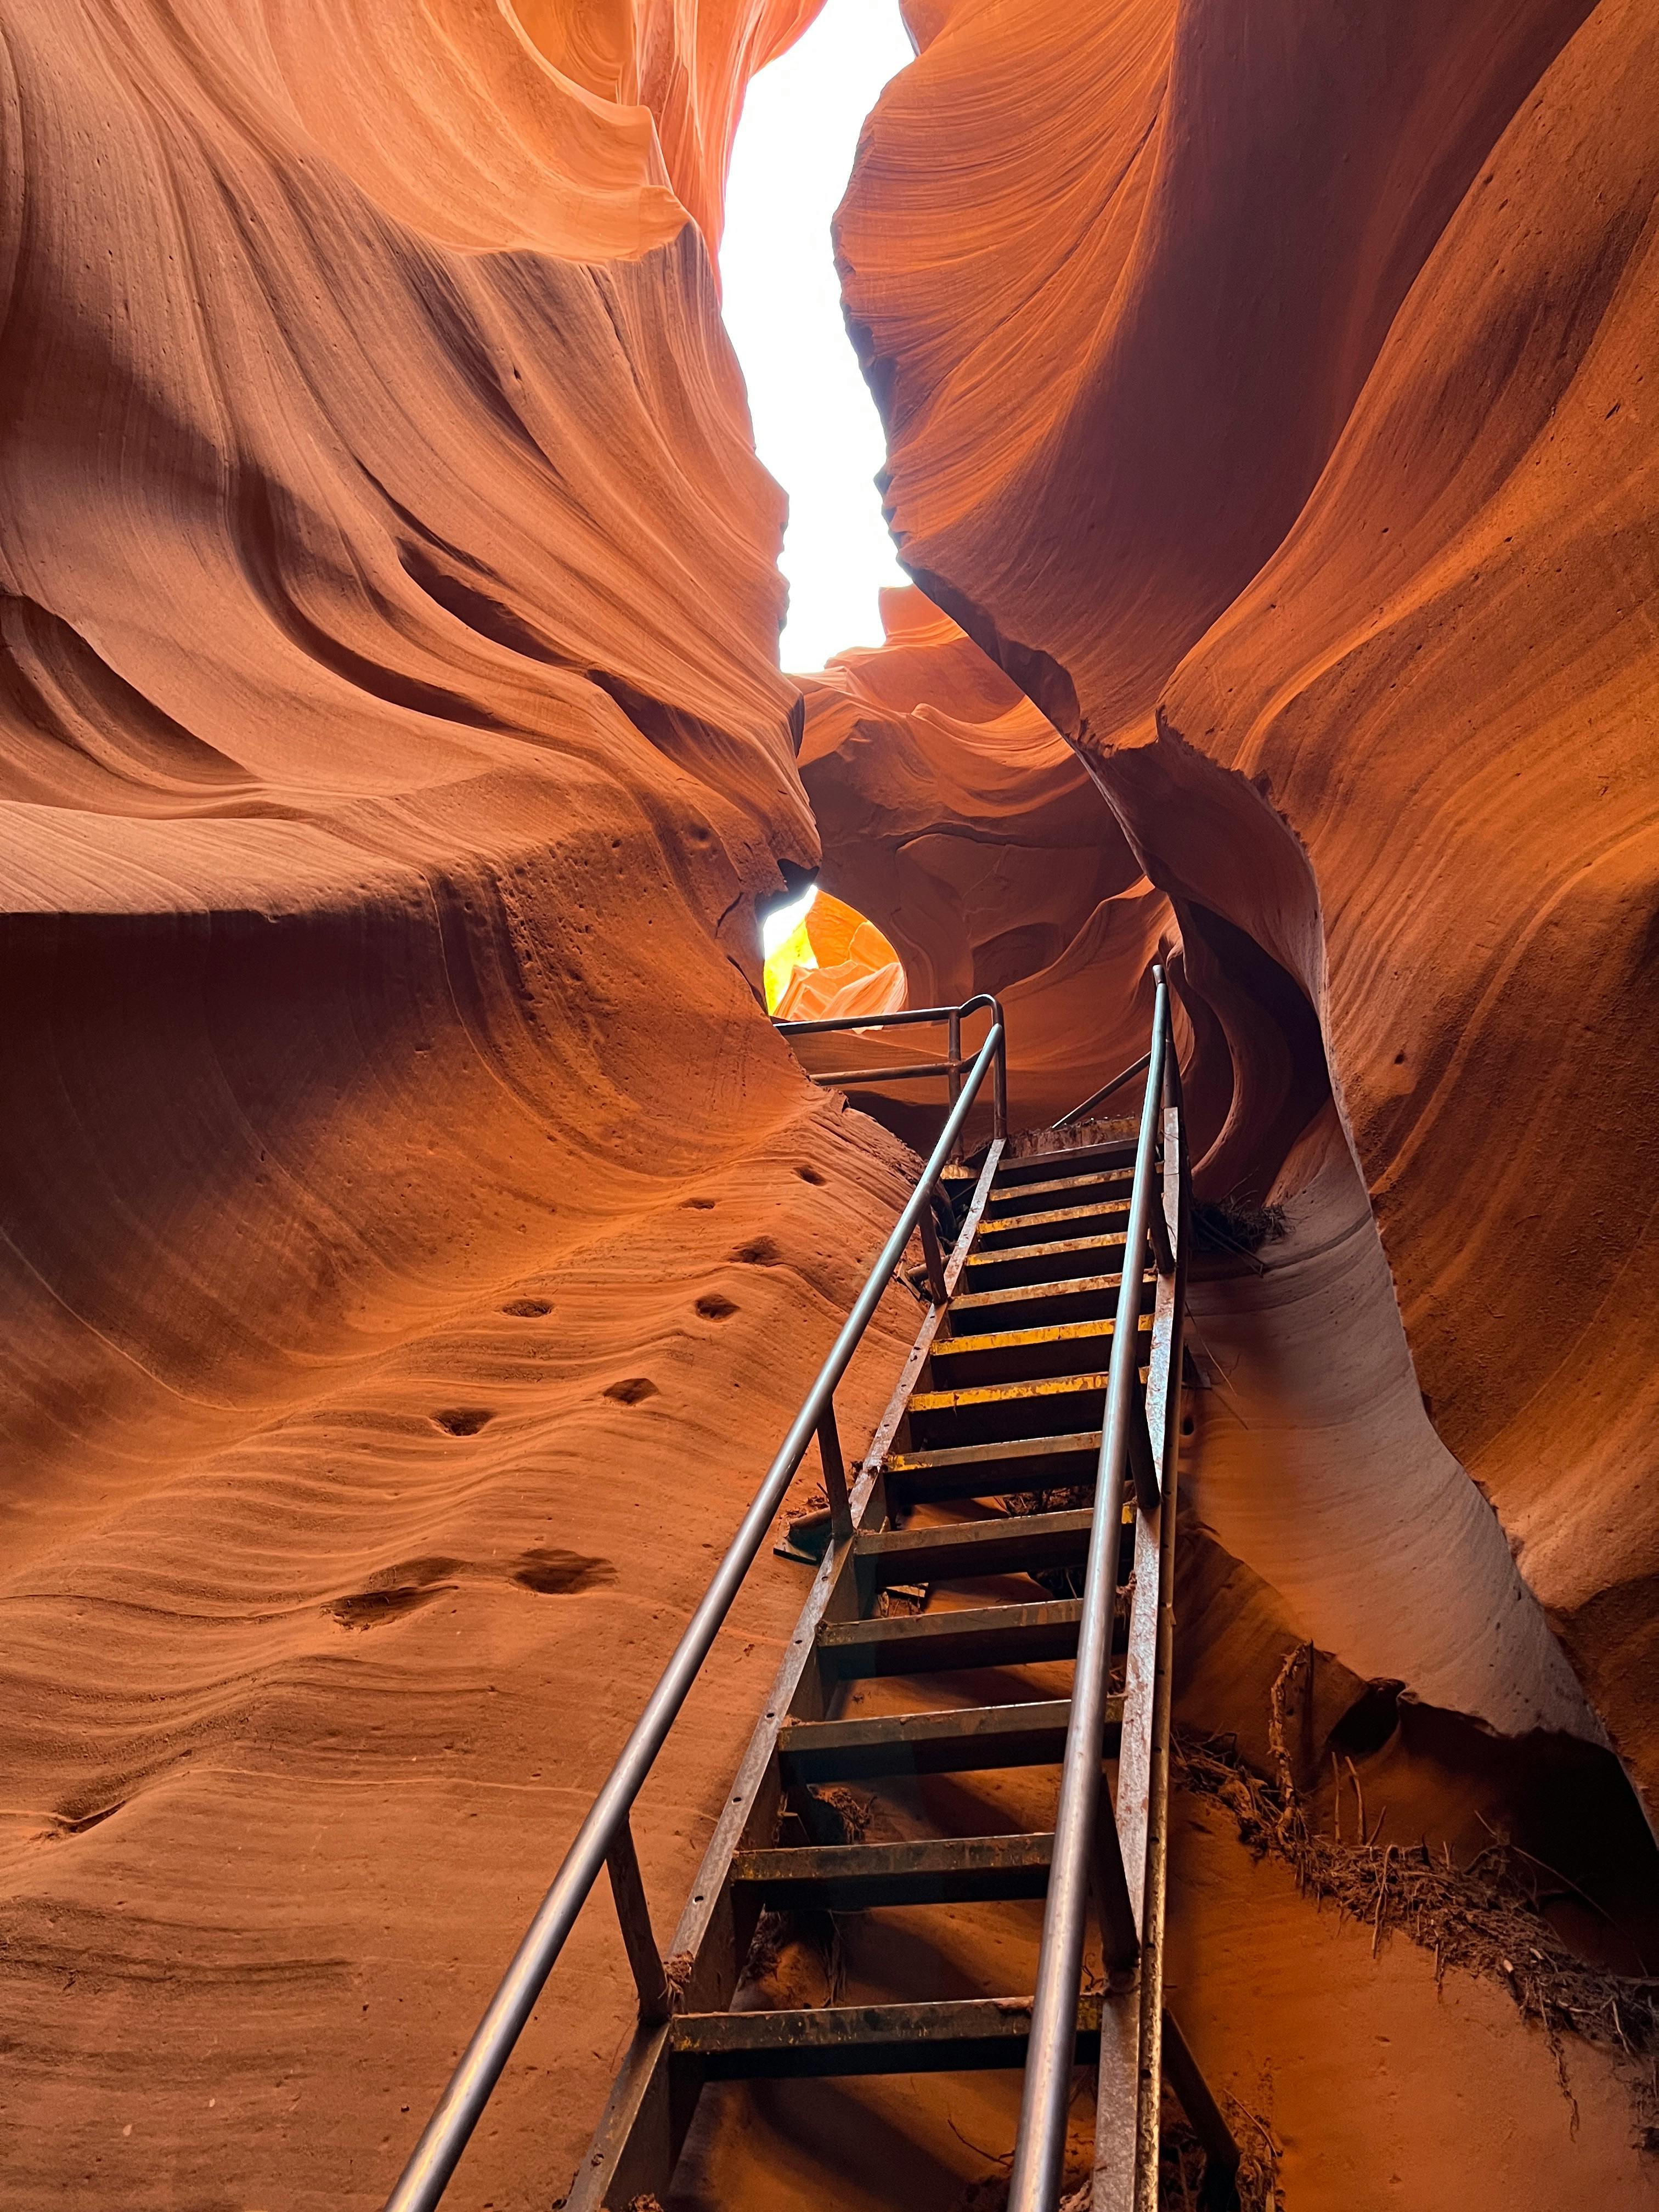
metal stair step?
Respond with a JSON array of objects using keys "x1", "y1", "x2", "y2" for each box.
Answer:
[
  {"x1": 983, "y1": 1165, "x2": 1135, "y2": 1212},
  {"x1": 947, "y1": 1268, "x2": 1153, "y2": 1335},
  {"x1": 668, "y1": 1991, "x2": 1104, "y2": 2081},
  {"x1": 906, "y1": 1369, "x2": 1118, "y2": 1449},
  {"x1": 777, "y1": 1696, "x2": 1093, "y2": 1782},
  {"x1": 816, "y1": 1597, "x2": 1081, "y2": 1678},
  {"x1": 883, "y1": 1429, "x2": 1104, "y2": 1503},
  {"x1": 993, "y1": 1137, "x2": 1137, "y2": 1183},
  {"x1": 730, "y1": 1831, "x2": 1056, "y2": 1911},
  {"x1": 855, "y1": 1507, "x2": 1095, "y2": 1587},
  {"x1": 909, "y1": 1371, "x2": 1110, "y2": 1415},
  {"x1": 964, "y1": 1231, "x2": 1136, "y2": 1290},
  {"x1": 975, "y1": 1198, "x2": 1132, "y2": 1250},
  {"x1": 927, "y1": 1312, "x2": 1149, "y2": 1387}
]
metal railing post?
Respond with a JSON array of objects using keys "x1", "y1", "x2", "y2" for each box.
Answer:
[
  {"x1": 816, "y1": 1402, "x2": 854, "y2": 1545},
  {"x1": 604, "y1": 1815, "x2": 670, "y2": 2023},
  {"x1": 1052, "y1": 1047, "x2": 1151, "y2": 1133},
  {"x1": 917, "y1": 1204, "x2": 951, "y2": 1310},
  {"x1": 1005, "y1": 967, "x2": 1169, "y2": 2212}
]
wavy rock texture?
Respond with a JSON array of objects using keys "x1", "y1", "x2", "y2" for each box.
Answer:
[
  {"x1": 0, "y1": 4, "x2": 957, "y2": 2207},
  {"x1": 0, "y1": 0, "x2": 825, "y2": 1527},
  {"x1": 1, "y1": 1094, "x2": 924, "y2": 2210},
  {"x1": 5, "y1": 0, "x2": 1658, "y2": 2203},
  {"x1": 792, "y1": 586, "x2": 1171, "y2": 1131},
  {"x1": 840, "y1": 0, "x2": 1659, "y2": 1823}
]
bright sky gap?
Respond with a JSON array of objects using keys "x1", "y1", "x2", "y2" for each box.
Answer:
[{"x1": 720, "y1": 0, "x2": 915, "y2": 673}]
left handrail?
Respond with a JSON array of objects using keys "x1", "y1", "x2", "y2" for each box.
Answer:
[
  {"x1": 776, "y1": 991, "x2": 1007, "y2": 1141},
  {"x1": 381, "y1": 1013, "x2": 1007, "y2": 2212},
  {"x1": 1006, "y1": 966, "x2": 1174, "y2": 2212}
]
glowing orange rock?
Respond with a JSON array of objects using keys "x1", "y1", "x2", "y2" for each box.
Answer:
[
  {"x1": 839, "y1": 0, "x2": 1659, "y2": 1815},
  {"x1": 0, "y1": 7, "x2": 881, "y2": 2201},
  {"x1": 770, "y1": 890, "x2": 907, "y2": 1020},
  {"x1": 797, "y1": 586, "x2": 1171, "y2": 1127}
]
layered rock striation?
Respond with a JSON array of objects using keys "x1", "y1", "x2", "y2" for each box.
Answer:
[
  {"x1": 0, "y1": 4, "x2": 928, "y2": 2204},
  {"x1": 839, "y1": 0, "x2": 1659, "y2": 1822},
  {"x1": 3, "y1": 0, "x2": 1657, "y2": 2205}
]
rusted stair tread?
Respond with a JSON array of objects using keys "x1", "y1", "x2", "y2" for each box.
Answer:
[
  {"x1": 966, "y1": 1230, "x2": 1131, "y2": 1269},
  {"x1": 963, "y1": 1233, "x2": 1136, "y2": 1291},
  {"x1": 885, "y1": 1429, "x2": 1103, "y2": 1470},
  {"x1": 977, "y1": 1198, "x2": 1133, "y2": 1244},
  {"x1": 994, "y1": 1137, "x2": 1137, "y2": 1181},
  {"x1": 907, "y1": 1370, "x2": 1110, "y2": 1415},
  {"x1": 932, "y1": 1317, "x2": 1121, "y2": 1356},
  {"x1": 777, "y1": 1696, "x2": 1110, "y2": 1781},
  {"x1": 882, "y1": 1430, "x2": 1103, "y2": 1508},
  {"x1": 668, "y1": 1992, "x2": 1104, "y2": 2080},
  {"x1": 945, "y1": 1269, "x2": 1153, "y2": 1336},
  {"x1": 927, "y1": 1314, "x2": 1152, "y2": 1389},
  {"x1": 816, "y1": 1597, "x2": 1082, "y2": 1677},
  {"x1": 855, "y1": 1507, "x2": 1095, "y2": 1585},
  {"x1": 983, "y1": 1165, "x2": 1135, "y2": 1210},
  {"x1": 730, "y1": 1831, "x2": 1056, "y2": 1910}
]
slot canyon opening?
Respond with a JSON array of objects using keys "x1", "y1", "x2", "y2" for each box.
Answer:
[
  {"x1": 762, "y1": 882, "x2": 906, "y2": 1018},
  {"x1": 721, "y1": 0, "x2": 912, "y2": 671}
]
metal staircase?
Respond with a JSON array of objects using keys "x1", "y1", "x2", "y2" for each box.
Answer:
[{"x1": 381, "y1": 975, "x2": 1238, "y2": 2212}]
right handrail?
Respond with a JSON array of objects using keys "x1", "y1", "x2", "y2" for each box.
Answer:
[
  {"x1": 1051, "y1": 1047, "x2": 1152, "y2": 1131},
  {"x1": 1006, "y1": 964, "x2": 1175, "y2": 2212},
  {"x1": 380, "y1": 1005, "x2": 1007, "y2": 2212}
]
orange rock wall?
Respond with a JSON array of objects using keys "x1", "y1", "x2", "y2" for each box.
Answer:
[
  {"x1": 839, "y1": 0, "x2": 1659, "y2": 1808},
  {"x1": 4, "y1": 0, "x2": 1657, "y2": 2203},
  {"x1": 0, "y1": 0, "x2": 822, "y2": 1525},
  {"x1": 0, "y1": 7, "x2": 929, "y2": 2208},
  {"x1": 795, "y1": 586, "x2": 1171, "y2": 1130}
]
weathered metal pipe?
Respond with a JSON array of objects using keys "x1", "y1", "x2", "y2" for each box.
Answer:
[
  {"x1": 1052, "y1": 1047, "x2": 1152, "y2": 1131},
  {"x1": 1005, "y1": 969, "x2": 1170, "y2": 2212}
]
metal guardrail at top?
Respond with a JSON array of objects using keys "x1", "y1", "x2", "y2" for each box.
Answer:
[
  {"x1": 775, "y1": 991, "x2": 1008, "y2": 1145},
  {"x1": 382, "y1": 1002, "x2": 1008, "y2": 2212}
]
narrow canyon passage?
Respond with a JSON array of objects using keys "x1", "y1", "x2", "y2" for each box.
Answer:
[{"x1": 1, "y1": 3, "x2": 1656, "y2": 2210}]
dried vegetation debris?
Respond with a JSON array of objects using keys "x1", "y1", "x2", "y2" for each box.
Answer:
[
  {"x1": 1191, "y1": 1197, "x2": 1289, "y2": 1264},
  {"x1": 1178, "y1": 1649, "x2": 1659, "y2": 2141},
  {"x1": 804, "y1": 1783, "x2": 872, "y2": 1845},
  {"x1": 948, "y1": 2087, "x2": 1283, "y2": 2212},
  {"x1": 1160, "y1": 2098, "x2": 1284, "y2": 2212}
]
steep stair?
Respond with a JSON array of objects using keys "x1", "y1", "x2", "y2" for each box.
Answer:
[{"x1": 383, "y1": 981, "x2": 1238, "y2": 2212}]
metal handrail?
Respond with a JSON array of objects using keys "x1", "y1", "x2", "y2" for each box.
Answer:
[
  {"x1": 1052, "y1": 1046, "x2": 1151, "y2": 1131},
  {"x1": 775, "y1": 991, "x2": 1008, "y2": 1142},
  {"x1": 382, "y1": 1011, "x2": 1008, "y2": 2212},
  {"x1": 1006, "y1": 966, "x2": 1173, "y2": 2212}
]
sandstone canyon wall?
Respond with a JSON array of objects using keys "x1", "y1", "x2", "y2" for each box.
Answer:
[
  {"x1": 3, "y1": 0, "x2": 1657, "y2": 2208},
  {"x1": 792, "y1": 585, "x2": 1173, "y2": 1132},
  {"x1": 836, "y1": 0, "x2": 1659, "y2": 1825},
  {"x1": 0, "y1": 3, "x2": 929, "y2": 2204}
]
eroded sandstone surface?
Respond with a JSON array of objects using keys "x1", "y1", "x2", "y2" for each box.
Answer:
[
  {"x1": 2, "y1": 1, "x2": 1656, "y2": 2207},
  {"x1": 837, "y1": 0, "x2": 1659, "y2": 1829}
]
